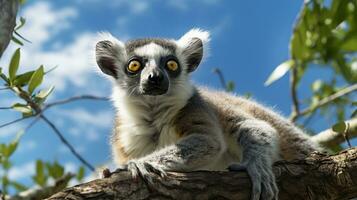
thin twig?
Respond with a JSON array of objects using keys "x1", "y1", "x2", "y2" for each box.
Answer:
[
  {"x1": 44, "y1": 95, "x2": 109, "y2": 110},
  {"x1": 24, "y1": 114, "x2": 41, "y2": 131},
  {"x1": 40, "y1": 114, "x2": 95, "y2": 172},
  {"x1": 289, "y1": 66, "x2": 300, "y2": 122},
  {"x1": 45, "y1": 65, "x2": 58, "y2": 75},
  {"x1": 0, "y1": 116, "x2": 32, "y2": 129},
  {"x1": 298, "y1": 83, "x2": 357, "y2": 118},
  {"x1": 288, "y1": 1, "x2": 307, "y2": 122},
  {"x1": 302, "y1": 110, "x2": 317, "y2": 127},
  {"x1": 0, "y1": 106, "x2": 12, "y2": 110},
  {"x1": 212, "y1": 68, "x2": 227, "y2": 90},
  {"x1": 0, "y1": 87, "x2": 9, "y2": 90}
]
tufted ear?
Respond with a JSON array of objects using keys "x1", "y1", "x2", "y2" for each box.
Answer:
[
  {"x1": 95, "y1": 33, "x2": 126, "y2": 78},
  {"x1": 177, "y1": 29, "x2": 210, "y2": 73}
]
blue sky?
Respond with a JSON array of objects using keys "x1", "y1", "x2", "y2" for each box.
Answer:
[{"x1": 0, "y1": 0, "x2": 347, "y2": 187}]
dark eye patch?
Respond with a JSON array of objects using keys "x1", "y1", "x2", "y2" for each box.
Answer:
[{"x1": 161, "y1": 55, "x2": 181, "y2": 78}]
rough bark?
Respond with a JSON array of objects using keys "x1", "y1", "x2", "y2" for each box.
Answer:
[
  {"x1": 47, "y1": 148, "x2": 357, "y2": 200},
  {"x1": 0, "y1": 0, "x2": 19, "y2": 58}
]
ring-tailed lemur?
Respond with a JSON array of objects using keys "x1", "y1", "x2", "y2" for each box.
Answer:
[{"x1": 95, "y1": 29, "x2": 322, "y2": 200}]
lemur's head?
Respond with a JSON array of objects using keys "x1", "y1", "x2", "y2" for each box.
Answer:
[{"x1": 95, "y1": 29, "x2": 209, "y2": 97}]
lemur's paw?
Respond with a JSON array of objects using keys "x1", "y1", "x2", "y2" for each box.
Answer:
[
  {"x1": 127, "y1": 161, "x2": 167, "y2": 184},
  {"x1": 228, "y1": 162, "x2": 278, "y2": 200}
]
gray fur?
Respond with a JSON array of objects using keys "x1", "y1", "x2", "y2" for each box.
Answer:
[{"x1": 96, "y1": 29, "x2": 322, "y2": 200}]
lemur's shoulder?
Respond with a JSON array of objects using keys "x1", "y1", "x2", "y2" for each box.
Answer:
[{"x1": 196, "y1": 86, "x2": 290, "y2": 126}]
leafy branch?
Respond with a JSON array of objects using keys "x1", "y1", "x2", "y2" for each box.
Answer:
[{"x1": 0, "y1": 49, "x2": 106, "y2": 172}]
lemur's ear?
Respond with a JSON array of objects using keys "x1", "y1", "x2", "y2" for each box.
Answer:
[
  {"x1": 95, "y1": 34, "x2": 126, "y2": 78},
  {"x1": 177, "y1": 29, "x2": 210, "y2": 73}
]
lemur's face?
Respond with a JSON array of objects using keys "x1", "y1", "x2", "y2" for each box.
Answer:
[{"x1": 95, "y1": 29, "x2": 208, "y2": 96}]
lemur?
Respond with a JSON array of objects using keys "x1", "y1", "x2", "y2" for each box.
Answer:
[{"x1": 95, "y1": 29, "x2": 322, "y2": 200}]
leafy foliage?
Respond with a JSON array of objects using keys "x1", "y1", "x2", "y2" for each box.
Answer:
[
  {"x1": 266, "y1": 0, "x2": 356, "y2": 129},
  {"x1": 0, "y1": 30, "x2": 85, "y2": 198}
]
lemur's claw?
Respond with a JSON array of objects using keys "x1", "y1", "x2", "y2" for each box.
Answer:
[
  {"x1": 228, "y1": 162, "x2": 278, "y2": 200},
  {"x1": 127, "y1": 161, "x2": 167, "y2": 185}
]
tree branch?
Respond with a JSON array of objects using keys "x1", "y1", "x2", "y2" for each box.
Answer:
[
  {"x1": 47, "y1": 148, "x2": 357, "y2": 200},
  {"x1": 43, "y1": 95, "x2": 109, "y2": 110},
  {"x1": 212, "y1": 68, "x2": 227, "y2": 90},
  {"x1": 0, "y1": 87, "x2": 10, "y2": 91},
  {"x1": 289, "y1": 66, "x2": 300, "y2": 122},
  {"x1": 0, "y1": 106, "x2": 12, "y2": 110},
  {"x1": 0, "y1": 116, "x2": 32, "y2": 129},
  {"x1": 40, "y1": 114, "x2": 95, "y2": 172},
  {"x1": 299, "y1": 83, "x2": 357, "y2": 117},
  {"x1": 312, "y1": 118, "x2": 357, "y2": 149}
]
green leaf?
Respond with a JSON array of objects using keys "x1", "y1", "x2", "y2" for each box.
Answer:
[
  {"x1": 330, "y1": 0, "x2": 348, "y2": 28},
  {"x1": 10, "y1": 181, "x2": 28, "y2": 192},
  {"x1": 28, "y1": 65, "x2": 44, "y2": 94},
  {"x1": 11, "y1": 36, "x2": 24, "y2": 46},
  {"x1": 0, "y1": 144, "x2": 5, "y2": 155},
  {"x1": 76, "y1": 166, "x2": 85, "y2": 181},
  {"x1": 2, "y1": 159, "x2": 12, "y2": 170},
  {"x1": 13, "y1": 71, "x2": 35, "y2": 86},
  {"x1": 7, "y1": 131, "x2": 23, "y2": 157},
  {"x1": 335, "y1": 55, "x2": 356, "y2": 83},
  {"x1": 332, "y1": 121, "x2": 347, "y2": 133},
  {"x1": 8, "y1": 48, "x2": 21, "y2": 82},
  {"x1": 2, "y1": 176, "x2": 9, "y2": 190},
  {"x1": 15, "y1": 17, "x2": 26, "y2": 31},
  {"x1": 265, "y1": 60, "x2": 294, "y2": 86},
  {"x1": 33, "y1": 160, "x2": 47, "y2": 187},
  {"x1": 1, "y1": 131, "x2": 23, "y2": 158},
  {"x1": 311, "y1": 80, "x2": 323, "y2": 92},
  {"x1": 47, "y1": 161, "x2": 65, "y2": 180},
  {"x1": 12, "y1": 103, "x2": 32, "y2": 115},
  {"x1": 226, "y1": 81, "x2": 235, "y2": 92},
  {"x1": 36, "y1": 86, "x2": 54, "y2": 100},
  {"x1": 340, "y1": 36, "x2": 357, "y2": 51}
]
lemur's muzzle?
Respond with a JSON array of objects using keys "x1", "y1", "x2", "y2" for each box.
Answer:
[{"x1": 142, "y1": 69, "x2": 168, "y2": 95}]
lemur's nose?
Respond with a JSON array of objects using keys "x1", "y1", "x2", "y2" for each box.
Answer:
[{"x1": 148, "y1": 71, "x2": 164, "y2": 85}]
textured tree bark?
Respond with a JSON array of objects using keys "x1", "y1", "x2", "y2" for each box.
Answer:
[
  {"x1": 47, "y1": 148, "x2": 357, "y2": 200},
  {"x1": 0, "y1": 0, "x2": 19, "y2": 58}
]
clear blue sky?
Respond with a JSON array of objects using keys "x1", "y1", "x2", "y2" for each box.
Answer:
[{"x1": 0, "y1": 0, "x2": 346, "y2": 187}]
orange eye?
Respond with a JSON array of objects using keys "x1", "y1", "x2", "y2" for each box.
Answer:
[
  {"x1": 166, "y1": 60, "x2": 178, "y2": 71},
  {"x1": 127, "y1": 60, "x2": 141, "y2": 73}
]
